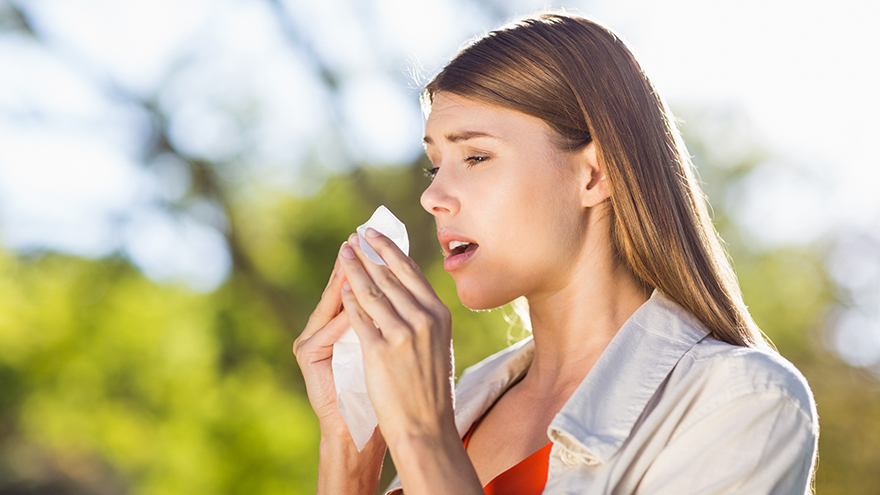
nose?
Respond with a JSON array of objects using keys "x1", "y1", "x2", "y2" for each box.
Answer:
[{"x1": 420, "y1": 172, "x2": 460, "y2": 217}]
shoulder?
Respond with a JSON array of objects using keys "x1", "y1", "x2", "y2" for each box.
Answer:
[
  {"x1": 621, "y1": 341, "x2": 819, "y2": 494},
  {"x1": 640, "y1": 290, "x2": 815, "y2": 420},
  {"x1": 669, "y1": 338, "x2": 817, "y2": 426}
]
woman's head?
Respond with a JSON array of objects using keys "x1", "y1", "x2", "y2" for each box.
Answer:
[
  {"x1": 421, "y1": 92, "x2": 608, "y2": 312},
  {"x1": 422, "y1": 13, "x2": 765, "y2": 348}
]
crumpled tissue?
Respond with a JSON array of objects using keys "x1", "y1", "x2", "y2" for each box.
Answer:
[{"x1": 332, "y1": 205, "x2": 409, "y2": 451}]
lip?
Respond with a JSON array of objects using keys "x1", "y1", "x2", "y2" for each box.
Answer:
[{"x1": 437, "y1": 228, "x2": 479, "y2": 272}]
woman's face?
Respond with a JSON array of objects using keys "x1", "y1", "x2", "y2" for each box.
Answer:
[{"x1": 421, "y1": 92, "x2": 591, "y2": 310}]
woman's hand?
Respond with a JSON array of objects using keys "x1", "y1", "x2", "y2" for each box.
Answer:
[
  {"x1": 340, "y1": 229, "x2": 483, "y2": 495},
  {"x1": 338, "y1": 228, "x2": 457, "y2": 449},
  {"x1": 293, "y1": 255, "x2": 354, "y2": 438},
  {"x1": 294, "y1": 253, "x2": 387, "y2": 495}
]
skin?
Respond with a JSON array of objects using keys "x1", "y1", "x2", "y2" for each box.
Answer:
[{"x1": 294, "y1": 92, "x2": 650, "y2": 494}]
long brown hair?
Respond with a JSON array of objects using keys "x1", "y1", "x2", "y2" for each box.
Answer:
[{"x1": 422, "y1": 13, "x2": 766, "y2": 348}]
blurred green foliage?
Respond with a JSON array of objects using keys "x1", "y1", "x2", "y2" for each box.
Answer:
[
  {"x1": 0, "y1": 4, "x2": 877, "y2": 492},
  {"x1": 1, "y1": 132, "x2": 879, "y2": 493},
  {"x1": 0, "y1": 253, "x2": 319, "y2": 494},
  {"x1": 0, "y1": 163, "x2": 520, "y2": 494}
]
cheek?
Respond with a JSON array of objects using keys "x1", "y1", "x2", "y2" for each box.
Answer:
[
  {"x1": 508, "y1": 172, "x2": 578, "y2": 239},
  {"x1": 505, "y1": 180, "x2": 585, "y2": 271}
]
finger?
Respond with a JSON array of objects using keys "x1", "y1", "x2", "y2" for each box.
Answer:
[
  {"x1": 339, "y1": 240, "x2": 419, "y2": 339},
  {"x1": 298, "y1": 244, "x2": 348, "y2": 342},
  {"x1": 359, "y1": 228, "x2": 445, "y2": 314},
  {"x1": 340, "y1": 280, "x2": 383, "y2": 346},
  {"x1": 347, "y1": 234, "x2": 432, "y2": 328},
  {"x1": 293, "y1": 309, "x2": 350, "y2": 360},
  {"x1": 322, "y1": 256, "x2": 342, "y2": 292}
]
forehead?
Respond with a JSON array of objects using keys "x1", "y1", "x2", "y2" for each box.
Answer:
[{"x1": 423, "y1": 92, "x2": 549, "y2": 144}]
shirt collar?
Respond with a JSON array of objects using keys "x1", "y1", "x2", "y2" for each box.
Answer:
[
  {"x1": 450, "y1": 291, "x2": 710, "y2": 463},
  {"x1": 547, "y1": 290, "x2": 710, "y2": 465},
  {"x1": 452, "y1": 336, "x2": 535, "y2": 438}
]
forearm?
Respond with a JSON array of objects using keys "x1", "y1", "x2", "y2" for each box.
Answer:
[
  {"x1": 388, "y1": 428, "x2": 483, "y2": 495},
  {"x1": 317, "y1": 430, "x2": 387, "y2": 495}
]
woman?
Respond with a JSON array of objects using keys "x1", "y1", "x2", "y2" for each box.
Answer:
[{"x1": 294, "y1": 13, "x2": 818, "y2": 495}]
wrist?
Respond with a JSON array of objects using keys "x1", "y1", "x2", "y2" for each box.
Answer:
[
  {"x1": 317, "y1": 429, "x2": 387, "y2": 495},
  {"x1": 387, "y1": 425, "x2": 483, "y2": 495},
  {"x1": 387, "y1": 424, "x2": 459, "y2": 465},
  {"x1": 382, "y1": 411, "x2": 458, "y2": 455},
  {"x1": 319, "y1": 428, "x2": 386, "y2": 457},
  {"x1": 318, "y1": 419, "x2": 357, "y2": 443}
]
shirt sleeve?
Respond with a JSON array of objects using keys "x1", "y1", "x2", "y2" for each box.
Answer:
[{"x1": 635, "y1": 389, "x2": 818, "y2": 495}]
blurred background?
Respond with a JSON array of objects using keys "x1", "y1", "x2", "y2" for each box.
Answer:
[{"x1": 0, "y1": 0, "x2": 878, "y2": 493}]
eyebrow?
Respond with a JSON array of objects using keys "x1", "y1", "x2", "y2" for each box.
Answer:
[{"x1": 422, "y1": 131, "x2": 500, "y2": 146}]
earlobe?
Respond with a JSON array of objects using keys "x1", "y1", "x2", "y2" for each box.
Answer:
[{"x1": 580, "y1": 142, "x2": 611, "y2": 208}]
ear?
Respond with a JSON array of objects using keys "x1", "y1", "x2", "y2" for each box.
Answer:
[{"x1": 579, "y1": 142, "x2": 610, "y2": 208}]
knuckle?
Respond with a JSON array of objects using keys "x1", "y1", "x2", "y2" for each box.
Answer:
[
  {"x1": 306, "y1": 312, "x2": 320, "y2": 326},
  {"x1": 374, "y1": 269, "x2": 398, "y2": 289},
  {"x1": 353, "y1": 305, "x2": 371, "y2": 323},
  {"x1": 292, "y1": 338, "x2": 305, "y2": 359},
  {"x1": 404, "y1": 257, "x2": 423, "y2": 275},
  {"x1": 319, "y1": 285, "x2": 333, "y2": 300},
  {"x1": 411, "y1": 312, "x2": 434, "y2": 333},
  {"x1": 348, "y1": 310, "x2": 368, "y2": 327},
  {"x1": 387, "y1": 330, "x2": 413, "y2": 350},
  {"x1": 309, "y1": 304, "x2": 328, "y2": 321},
  {"x1": 304, "y1": 313, "x2": 324, "y2": 331},
  {"x1": 363, "y1": 285, "x2": 386, "y2": 303},
  {"x1": 433, "y1": 305, "x2": 452, "y2": 327}
]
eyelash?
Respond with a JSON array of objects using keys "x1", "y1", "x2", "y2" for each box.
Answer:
[
  {"x1": 465, "y1": 155, "x2": 489, "y2": 166},
  {"x1": 423, "y1": 156, "x2": 489, "y2": 180}
]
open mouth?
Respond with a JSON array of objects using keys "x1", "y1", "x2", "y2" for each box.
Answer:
[
  {"x1": 438, "y1": 229, "x2": 479, "y2": 272},
  {"x1": 448, "y1": 240, "x2": 479, "y2": 257}
]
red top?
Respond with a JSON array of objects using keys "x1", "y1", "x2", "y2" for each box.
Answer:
[{"x1": 463, "y1": 416, "x2": 553, "y2": 495}]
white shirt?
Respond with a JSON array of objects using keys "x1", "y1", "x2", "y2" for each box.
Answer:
[{"x1": 385, "y1": 291, "x2": 818, "y2": 494}]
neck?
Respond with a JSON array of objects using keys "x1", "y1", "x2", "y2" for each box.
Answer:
[{"x1": 519, "y1": 222, "x2": 650, "y2": 398}]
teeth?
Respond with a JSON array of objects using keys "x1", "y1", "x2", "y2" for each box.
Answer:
[{"x1": 449, "y1": 240, "x2": 470, "y2": 251}]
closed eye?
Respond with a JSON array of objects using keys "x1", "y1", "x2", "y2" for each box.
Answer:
[
  {"x1": 423, "y1": 166, "x2": 439, "y2": 179},
  {"x1": 465, "y1": 155, "x2": 489, "y2": 166}
]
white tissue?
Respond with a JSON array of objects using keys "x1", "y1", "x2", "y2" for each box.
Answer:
[
  {"x1": 356, "y1": 206, "x2": 409, "y2": 267},
  {"x1": 332, "y1": 205, "x2": 409, "y2": 451}
]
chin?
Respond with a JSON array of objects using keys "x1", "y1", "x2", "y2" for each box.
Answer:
[{"x1": 455, "y1": 281, "x2": 514, "y2": 312}]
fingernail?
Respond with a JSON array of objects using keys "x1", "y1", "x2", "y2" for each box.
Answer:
[
  {"x1": 341, "y1": 244, "x2": 355, "y2": 259},
  {"x1": 365, "y1": 227, "x2": 380, "y2": 238},
  {"x1": 348, "y1": 232, "x2": 360, "y2": 246},
  {"x1": 342, "y1": 282, "x2": 351, "y2": 291}
]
